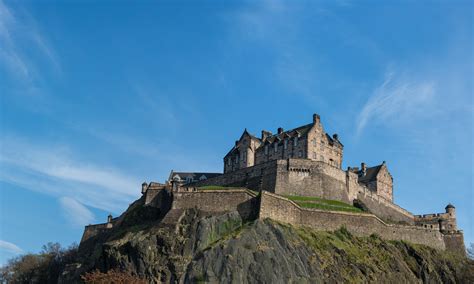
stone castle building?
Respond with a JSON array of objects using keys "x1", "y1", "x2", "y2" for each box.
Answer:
[
  {"x1": 81, "y1": 113, "x2": 465, "y2": 255},
  {"x1": 224, "y1": 114, "x2": 343, "y2": 173}
]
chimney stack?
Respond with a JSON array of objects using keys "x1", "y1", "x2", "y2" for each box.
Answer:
[
  {"x1": 277, "y1": 127, "x2": 284, "y2": 134},
  {"x1": 235, "y1": 140, "x2": 239, "y2": 146},
  {"x1": 332, "y1": 133, "x2": 338, "y2": 140},
  {"x1": 261, "y1": 130, "x2": 272, "y2": 140},
  {"x1": 141, "y1": 182, "x2": 148, "y2": 194},
  {"x1": 107, "y1": 214, "x2": 113, "y2": 223},
  {"x1": 313, "y1": 113, "x2": 320, "y2": 124},
  {"x1": 361, "y1": 162, "x2": 367, "y2": 176}
]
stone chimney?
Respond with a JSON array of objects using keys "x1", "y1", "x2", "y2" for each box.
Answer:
[
  {"x1": 313, "y1": 113, "x2": 320, "y2": 124},
  {"x1": 261, "y1": 130, "x2": 272, "y2": 140},
  {"x1": 277, "y1": 127, "x2": 284, "y2": 134},
  {"x1": 106, "y1": 214, "x2": 113, "y2": 228},
  {"x1": 361, "y1": 162, "x2": 367, "y2": 176},
  {"x1": 141, "y1": 182, "x2": 148, "y2": 194}
]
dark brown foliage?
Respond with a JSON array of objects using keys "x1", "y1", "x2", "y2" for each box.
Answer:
[{"x1": 81, "y1": 269, "x2": 147, "y2": 284}]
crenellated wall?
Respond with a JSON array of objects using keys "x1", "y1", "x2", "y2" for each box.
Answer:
[{"x1": 259, "y1": 191, "x2": 446, "y2": 251}]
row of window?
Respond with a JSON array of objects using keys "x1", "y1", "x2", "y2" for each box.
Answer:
[{"x1": 264, "y1": 137, "x2": 299, "y2": 154}]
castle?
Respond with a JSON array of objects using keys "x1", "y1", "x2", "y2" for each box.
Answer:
[{"x1": 81, "y1": 114, "x2": 465, "y2": 255}]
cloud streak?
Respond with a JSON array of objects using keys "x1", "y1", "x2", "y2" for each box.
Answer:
[
  {"x1": 0, "y1": 240, "x2": 23, "y2": 255},
  {"x1": 0, "y1": 136, "x2": 141, "y2": 213},
  {"x1": 0, "y1": 0, "x2": 59, "y2": 83},
  {"x1": 356, "y1": 72, "x2": 436, "y2": 135},
  {"x1": 59, "y1": 197, "x2": 95, "y2": 227}
]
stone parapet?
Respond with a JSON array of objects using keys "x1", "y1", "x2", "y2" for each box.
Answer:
[{"x1": 259, "y1": 191, "x2": 445, "y2": 251}]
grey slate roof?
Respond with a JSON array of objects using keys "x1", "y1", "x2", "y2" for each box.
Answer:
[{"x1": 357, "y1": 165, "x2": 383, "y2": 183}]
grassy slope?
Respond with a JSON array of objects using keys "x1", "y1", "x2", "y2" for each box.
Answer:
[{"x1": 284, "y1": 195, "x2": 363, "y2": 213}]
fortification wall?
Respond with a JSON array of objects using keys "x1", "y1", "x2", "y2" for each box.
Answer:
[
  {"x1": 192, "y1": 160, "x2": 279, "y2": 192},
  {"x1": 357, "y1": 187, "x2": 414, "y2": 224},
  {"x1": 443, "y1": 233, "x2": 466, "y2": 255},
  {"x1": 274, "y1": 159, "x2": 351, "y2": 203},
  {"x1": 172, "y1": 189, "x2": 259, "y2": 220},
  {"x1": 259, "y1": 192, "x2": 445, "y2": 251},
  {"x1": 80, "y1": 223, "x2": 109, "y2": 243}
]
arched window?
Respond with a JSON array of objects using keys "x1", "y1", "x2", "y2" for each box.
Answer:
[
  {"x1": 293, "y1": 137, "x2": 298, "y2": 147},
  {"x1": 274, "y1": 143, "x2": 278, "y2": 153}
]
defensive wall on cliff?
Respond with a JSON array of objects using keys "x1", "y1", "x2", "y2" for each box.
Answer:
[
  {"x1": 171, "y1": 188, "x2": 259, "y2": 220},
  {"x1": 192, "y1": 158, "x2": 414, "y2": 224},
  {"x1": 258, "y1": 191, "x2": 449, "y2": 251},
  {"x1": 80, "y1": 188, "x2": 465, "y2": 253}
]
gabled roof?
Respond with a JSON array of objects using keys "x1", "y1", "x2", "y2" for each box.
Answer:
[
  {"x1": 357, "y1": 165, "x2": 383, "y2": 183},
  {"x1": 263, "y1": 123, "x2": 313, "y2": 144}
]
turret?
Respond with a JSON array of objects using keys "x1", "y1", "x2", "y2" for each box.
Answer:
[{"x1": 445, "y1": 203, "x2": 456, "y2": 218}]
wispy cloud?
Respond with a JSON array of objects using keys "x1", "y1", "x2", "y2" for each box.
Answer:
[
  {"x1": 0, "y1": 240, "x2": 23, "y2": 255},
  {"x1": 356, "y1": 72, "x2": 436, "y2": 135},
  {"x1": 59, "y1": 197, "x2": 95, "y2": 227},
  {"x1": 0, "y1": 136, "x2": 140, "y2": 212},
  {"x1": 0, "y1": 0, "x2": 59, "y2": 83}
]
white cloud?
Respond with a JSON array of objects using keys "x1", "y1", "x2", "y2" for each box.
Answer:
[
  {"x1": 59, "y1": 197, "x2": 95, "y2": 227},
  {"x1": 0, "y1": 240, "x2": 23, "y2": 254},
  {"x1": 356, "y1": 72, "x2": 436, "y2": 134},
  {"x1": 0, "y1": 0, "x2": 59, "y2": 82},
  {"x1": 0, "y1": 137, "x2": 141, "y2": 213}
]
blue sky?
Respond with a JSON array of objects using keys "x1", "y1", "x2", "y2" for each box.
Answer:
[{"x1": 0, "y1": 0, "x2": 472, "y2": 264}]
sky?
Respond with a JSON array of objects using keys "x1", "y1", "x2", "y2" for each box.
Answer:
[{"x1": 0, "y1": 0, "x2": 472, "y2": 265}]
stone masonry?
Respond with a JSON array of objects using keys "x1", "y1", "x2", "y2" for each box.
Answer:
[{"x1": 80, "y1": 113, "x2": 466, "y2": 255}]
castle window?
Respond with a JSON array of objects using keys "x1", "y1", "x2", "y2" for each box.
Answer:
[
  {"x1": 284, "y1": 139, "x2": 288, "y2": 149},
  {"x1": 294, "y1": 137, "x2": 298, "y2": 147},
  {"x1": 236, "y1": 155, "x2": 239, "y2": 163},
  {"x1": 265, "y1": 145, "x2": 269, "y2": 155},
  {"x1": 298, "y1": 151, "x2": 303, "y2": 158},
  {"x1": 313, "y1": 152, "x2": 317, "y2": 159},
  {"x1": 274, "y1": 143, "x2": 278, "y2": 153},
  {"x1": 313, "y1": 139, "x2": 317, "y2": 146}
]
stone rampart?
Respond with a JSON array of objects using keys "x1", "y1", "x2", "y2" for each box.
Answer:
[
  {"x1": 80, "y1": 223, "x2": 109, "y2": 243},
  {"x1": 356, "y1": 187, "x2": 414, "y2": 224},
  {"x1": 191, "y1": 160, "x2": 278, "y2": 192},
  {"x1": 259, "y1": 191, "x2": 445, "y2": 250},
  {"x1": 172, "y1": 188, "x2": 259, "y2": 220},
  {"x1": 274, "y1": 159, "x2": 351, "y2": 203}
]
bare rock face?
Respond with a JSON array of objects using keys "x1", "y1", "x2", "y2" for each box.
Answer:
[{"x1": 61, "y1": 207, "x2": 473, "y2": 284}]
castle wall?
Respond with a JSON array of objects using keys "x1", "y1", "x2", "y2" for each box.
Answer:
[
  {"x1": 356, "y1": 187, "x2": 414, "y2": 224},
  {"x1": 274, "y1": 159, "x2": 351, "y2": 203},
  {"x1": 443, "y1": 233, "x2": 466, "y2": 256},
  {"x1": 193, "y1": 159, "x2": 415, "y2": 225},
  {"x1": 172, "y1": 189, "x2": 259, "y2": 220},
  {"x1": 259, "y1": 192, "x2": 445, "y2": 251},
  {"x1": 80, "y1": 223, "x2": 109, "y2": 243},
  {"x1": 192, "y1": 160, "x2": 279, "y2": 192}
]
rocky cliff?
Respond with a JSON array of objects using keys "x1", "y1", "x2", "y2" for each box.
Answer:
[{"x1": 61, "y1": 197, "x2": 473, "y2": 283}]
